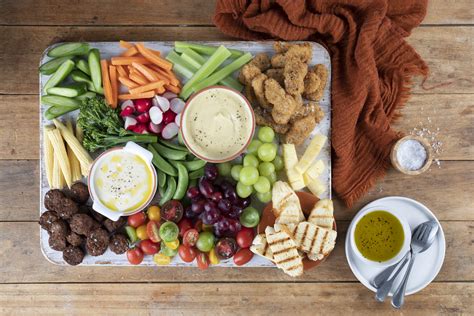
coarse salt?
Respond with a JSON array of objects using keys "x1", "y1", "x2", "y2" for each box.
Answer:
[{"x1": 397, "y1": 140, "x2": 427, "y2": 171}]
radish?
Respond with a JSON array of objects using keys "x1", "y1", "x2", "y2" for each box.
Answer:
[
  {"x1": 136, "y1": 112, "x2": 150, "y2": 124},
  {"x1": 149, "y1": 106, "x2": 163, "y2": 124},
  {"x1": 121, "y1": 99, "x2": 134, "y2": 110},
  {"x1": 175, "y1": 113, "x2": 182, "y2": 127},
  {"x1": 161, "y1": 122, "x2": 179, "y2": 139},
  {"x1": 152, "y1": 95, "x2": 170, "y2": 112},
  {"x1": 162, "y1": 92, "x2": 177, "y2": 100},
  {"x1": 148, "y1": 122, "x2": 162, "y2": 134},
  {"x1": 120, "y1": 106, "x2": 135, "y2": 117},
  {"x1": 170, "y1": 98, "x2": 185, "y2": 114},
  {"x1": 133, "y1": 123, "x2": 148, "y2": 134},
  {"x1": 124, "y1": 116, "x2": 137, "y2": 131},
  {"x1": 134, "y1": 98, "x2": 152, "y2": 113},
  {"x1": 162, "y1": 110, "x2": 176, "y2": 125}
]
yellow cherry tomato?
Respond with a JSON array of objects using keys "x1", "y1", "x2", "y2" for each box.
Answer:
[
  {"x1": 202, "y1": 224, "x2": 213, "y2": 232},
  {"x1": 154, "y1": 253, "x2": 171, "y2": 265},
  {"x1": 136, "y1": 224, "x2": 149, "y2": 240},
  {"x1": 164, "y1": 239, "x2": 180, "y2": 250},
  {"x1": 147, "y1": 205, "x2": 161, "y2": 221},
  {"x1": 209, "y1": 248, "x2": 220, "y2": 265}
]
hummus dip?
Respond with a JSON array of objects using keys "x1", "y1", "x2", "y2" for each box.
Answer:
[{"x1": 181, "y1": 87, "x2": 254, "y2": 162}]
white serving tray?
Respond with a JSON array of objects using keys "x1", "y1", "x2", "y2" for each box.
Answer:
[{"x1": 39, "y1": 41, "x2": 332, "y2": 266}]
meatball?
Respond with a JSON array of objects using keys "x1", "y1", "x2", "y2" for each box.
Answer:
[
  {"x1": 70, "y1": 182, "x2": 90, "y2": 204},
  {"x1": 86, "y1": 228, "x2": 109, "y2": 256},
  {"x1": 90, "y1": 210, "x2": 106, "y2": 223},
  {"x1": 49, "y1": 235, "x2": 67, "y2": 251},
  {"x1": 56, "y1": 198, "x2": 79, "y2": 220},
  {"x1": 109, "y1": 234, "x2": 129, "y2": 254},
  {"x1": 69, "y1": 214, "x2": 98, "y2": 236},
  {"x1": 63, "y1": 246, "x2": 85, "y2": 265},
  {"x1": 44, "y1": 189, "x2": 65, "y2": 212},
  {"x1": 78, "y1": 204, "x2": 91, "y2": 215},
  {"x1": 39, "y1": 211, "x2": 59, "y2": 232},
  {"x1": 49, "y1": 219, "x2": 69, "y2": 238},
  {"x1": 66, "y1": 232, "x2": 85, "y2": 247},
  {"x1": 103, "y1": 217, "x2": 126, "y2": 233}
]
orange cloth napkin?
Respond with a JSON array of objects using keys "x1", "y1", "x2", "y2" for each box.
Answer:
[{"x1": 213, "y1": 0, "x2": 429, "y2": 206}]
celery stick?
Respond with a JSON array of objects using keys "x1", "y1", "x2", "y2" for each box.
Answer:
[
  {"x1": 192, "y1": 53, "x2": 252, "y2": 93},
  {"x1": 166, "y1": 51, "x2": 197, "y2": 79},
  {"x1": 175, "y1": 41, "x2": 243, "y2": 58},
  {"x1": 181, "y1": 52, "x2": 202, "y2": 69},
  {"x1": 181, "y1": 48, "x2": 206, "y2": 67},
  {"x1": 180, "y1": 45, "x2": 232, "y2": 99}
]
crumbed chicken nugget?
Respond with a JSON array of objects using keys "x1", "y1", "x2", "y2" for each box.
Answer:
[
  {"x1": 305, "y1": 64, "x2": 328, "y2": 101},
  {"x1": 244, "y1": 84, "x2": 259, "y2": 107},
  {"x1": 284, "y1": 115, "x2": 317, "y2": 145},
  {"x1": 271, "y1": 43, "x2": 313, "y2": 68},
  {"x1": 251, "y1": 73, "x2": 272, "y2": 109},
  {"x1": 284, "y1": 59, "x2": 307, "y2": 95},
  {"x1": 254, "y1": 105, "x2": 290, "y2": 134},
  {"x1": 290, "y1": 102, "x2": 324, "y2": 124},
  {"x1": 274, "y1": 42, "x2": 288, "y2": 54},
  {"x1": 250, "y1": 53, "x2": 271, "y2": 71},
  {"x1": 264, "y1": 79, "x2": 297, "y2": 125},
  {"x1": 270, "y1": 54, "x2": 286, "y2": 68},
  {"x1": 304, "y1": 71, "x2": 321, "y2": 95},
  {"x1": 238, "y1": 64, "x2": 262, "y2": 85},
  {"x1": 265, "y1": 68, "x2": 285, "y2": 86}
]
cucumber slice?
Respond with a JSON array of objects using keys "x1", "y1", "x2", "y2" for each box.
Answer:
[
  {"x1": 88, "y1": 49, "x2": 102, "y2": 91},
  {"x1": 70, "y1": 70, "x2": 103, "y2": 93},
  {"x1": 47, "y1": 83, "x2": 87, "y2": 98},
  {"x1": 43, "y1": 59, "x2": 75, "y2": 94},
  {"x1": 75, "y1": 91, "x2": 96, "y2": 101},
  {"x1": 39, "y1": 56, "x2": 73, "y2": 75},
  {"x1": 44, "y1": 105, "x2": 79, "y2": 120},
  {"x1": 47, "y1": 43, "x2": 90, "y2": 57},
  {"x1": 75, "y1": 59, "x2": 91, "y2": 76},
  {"x1": 41, "y1": 95, "x2": 81, "y2": 108}
]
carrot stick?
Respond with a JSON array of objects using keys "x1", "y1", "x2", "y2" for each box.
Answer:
[
  {"x1": 135, "y1": 43, "x2": 173, "y2": 71},
  {"x1": 109, "y1": 65, "x2": 118, "y2": 108},
  {"x1": 132, "y1": 62, "x2": 160, "y2": 82},
  {"x1": 121, "y1": 46, "x2": 138, "y2": 57},
  {"x1": 129, "y1": 72, "x2": 149, "y2": 85},
  {"x1": 156, "y1": 86, "x2": 166, "y2": 94},
  {"x1": 129, "y1": 80, "x2": 165, "y2": 95},
  {"x1": 118, "y1": 91, "x2": 155, "y2": 100},
  {"x1": 120, "y1": 40, "x2": 134, "y2": 49},
  {"x1": 116, "y1": 65, "x2": 128, "y2": 77},
  {"x1": 100, "y1": 60, "x2": 113, "y2": 106},
  {"x1": 165, "y1": 83, "x2": 181, "y2": 94},
  {"x1": 118, "y1": 76, "x2": 139, "y2": 89},
  {"x1": 148, "y1": 64, "x2": 178, "y2": 86},
  {"x1": 111, "y1": 56, "x2": 149, "y2": 65},
  {"x1": 149, "y1": 48, "x2": 161, "y2": 57}
]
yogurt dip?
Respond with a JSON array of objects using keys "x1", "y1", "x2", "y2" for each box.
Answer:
[{"x1": 181, "y1": 86, "x2": 255, "y2": 162}]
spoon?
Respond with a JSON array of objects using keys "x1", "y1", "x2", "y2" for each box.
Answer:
[
  {"x1": 374, "y1": 251, "x2": 411, "y2": 302},
  {"x1": 372, "y1": 251, "x2": 410, "y2": 289},
  {"x1": 391, "y1": 220, "x2": 439, "y2": 308}
]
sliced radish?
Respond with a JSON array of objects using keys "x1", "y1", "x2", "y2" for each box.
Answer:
[
  {"x1": 148, "y1": 122, "x2": 162, "y2": 134},
  {"x1": 124, "y1": 116, "x2": 137, "y2": 130},
  {"x1": 121, "y1": 100, "x2": 134, "y2": 110},
  {"x1": 162, "y1": 92, "x2": 177, "y2": 100},
  {"x1": 152, "y1": 95, "x2": 170, "y2": 112},
  {"x1": 170, "y1": 98, "x2": 185, "y2": 114},
  {"x1": 136, "y1": 112, "x2": 150, "y2": 124},
  {"x1": 149, "y1": 106, "x2": 163, "y2": 124},
  {"x1": 161, "y1": 122, "x2": 179, "y2": 139},
  {"x1": 162, "y1": 110, "x2": 177, "y2": 125},
  {"x1": 120, "y1": 105, "x2": 135, "y2": 117},
  {"x1": 133, "y1": 123, "x2": 148, "y2": 134},
  {"x1": 175, "y1": 113, "x2": 182, "y2": 127},
  {"x1": 134, "y1": 98, "x2": 152, "y2": 113}
]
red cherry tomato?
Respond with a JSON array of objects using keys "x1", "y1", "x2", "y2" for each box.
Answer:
[
  {"x1": 233, "y1": 248, "x2": 253, "y2": 266},
  {"x1": 178, "y1": 245, "x2": 197, "y2": 263},
  {"x1": 197, "y1": 252, "x2": 210, "y2": 270},
  {"x1": 139, "y1": 239, "x2": 160, "y2": 255},
  {"x1": 183, "y1": 228, "x2": 199, "y2": 247},
  {"x1": 146, "y1": 220, "x2": 161, "y2": 243},
  {"x1": 236, "y1": 227, "x2": 255, "y2": 248},
  {"x1": 127, "y1": 247, "x2": 144, "y2": 265},
  {"x1": 178, "y1": 218, "x2": 193, "y2": 237},
  {"x1": 127, "y1": 212, "x2": 147, "y2": 228}
]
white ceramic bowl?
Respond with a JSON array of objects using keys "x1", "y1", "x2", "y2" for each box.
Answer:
[{"x1": 349, "y1": 206, "x2": 411, "y2": 267}]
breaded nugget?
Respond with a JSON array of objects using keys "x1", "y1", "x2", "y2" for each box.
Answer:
[
  {"x1": 284, "y1": 115, "x2": 317, "y2": 145},
  {"x1": 305, "y1": 64, "x2": 328, "y2": 101},
  {"x1": 238, "y1": 64, "x2": 262, "y2": 85},
  {"x1": 250, "y1": 53, "x2": 271, "y2": 71},
  {"x1": 284, "y1": 59, "x2": 307, "y2": 95},
  {"x1": 254, "y1": 106, "x2": 290, "y2": 134},
  {"x1": 274, "y1": 42, "x2": 288, "y2": 54},
  {"x1": 251, "y1": 73, "x2": 272, "y2": 109},
  {"x1": 244, "y1": 84, "x2": 259, "y2": 107},
  {"x1": 265, "y1": 68, "x2": 285, "y2": 86},
  {"x1": 271, "y1": 43, "x2": 313, "y2": 68},
  {"x1": 264, "y1": 79, "x2": 297, "y2": 125},
  {"x1": 290, "y1": 102, "x2": 324, "y2": 124},
  {"x1": 304, "y1": 71, "x2": 321, "y2": 95}
]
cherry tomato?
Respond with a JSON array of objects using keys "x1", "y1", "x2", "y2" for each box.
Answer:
[
  {"x1": 147, "y1": 205, "x2": 161, "y2": 221},
  {"x1": 178, "y1": 245, "x2": 197, "y2": 263},
  {"x1": 236, "y1": 227, "x2": 255, "y2": 248},
  {"x1": 165, "y1": 239, "x2": 180, "y2": 250},
  {"x1": 127, "y1": 212, "x2": 147, "y2": 228},
  {"x1": 154, "y1": 253, "x2": 171, "y2": 265},
  {"x1": 146, "y1": 220, "x2": 161, "y2": 243},
  {"x1": 127, "y1": 247, "x2": 144, "y2": 265},
  {"x1": 178, "y1": 218, "x2": 193, "y2": 237},
  {"x1": 136, "y1": 224, "x2": 149, "y2": 240},
  {"x1": 139, "y1": 239, "x2": 160, "y2": 255},
  {"x1": 183, "y1": 228, "x2": 199, "y2": 247},
  {"x1": 197, "y1": 252, "x2": 210, "y2": 270},
  {"x1": 233, "y1": 248, "x2": 253, "y2": 266},
  {"x1": 209, "y1": 248, "x2": 220, "y2": 265},
  {"x1": 161, "y1": 200, "x2": 184, "y2": 223}
]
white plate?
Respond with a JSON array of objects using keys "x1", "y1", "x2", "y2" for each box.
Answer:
[{"x1": 345, "y1": 196, "x2": 446, "y2": 295}]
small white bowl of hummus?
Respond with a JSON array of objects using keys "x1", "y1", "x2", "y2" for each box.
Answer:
[
  {"x1": 180, "y1": 86, "x2": 255, "y2": 163},
  {"x1": 88, "y1": 141, "x2": 157, "y2": 221}
]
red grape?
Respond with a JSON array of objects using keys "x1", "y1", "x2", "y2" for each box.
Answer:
[
  {"x1": 198, "y1": 178, "x2": 214, "y2": 198},
  {"x1": 228, "y1": 205, "x2": 243, "y2": 219},
  {"x1": 186, "y1": 187, "x2": 200, "y2": 199},
  {"x1": 191, "y1": 199, "x2": 205, "y2": 214},
  {"x1": 211, "y1": 191, "x2": 223, "y2": 202},
  {"x1": 217, "y1": 199, "x2": 232, "y2": 213},
  {"x1": 204, "y1": 164, "x2": 219, "y2": 181}
]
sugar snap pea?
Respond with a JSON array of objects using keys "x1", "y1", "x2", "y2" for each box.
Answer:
[
  {"x1": 189, "y1": 168, "x2": 204, "y2": 180},
  {"x1": 43, "y1": 59, "x2": 75, "y2": 93},
  {"x1": 152, "y1": 142, "x2": 188, "y2": 161},
  {"x1": 47, "y1": 42, "x2": 90, "y2": 57},
  {"x1": 158, "y1": 139, "x2": 189, "y2": 152},
  {"x1": 169, "y1": 159, "x2": 206, "y2": 172},
  {"x1": 39, "y1": 56, "x2": 73, "y2": 75},
  {"x1": 148, "y1": 144, "x2": 177, "y2": 177},
  {"x1": 157, "y1": 169, "x2": 167, "y2": 188},
  {"x1": 173, "y1": 163, "x2": 189, "y2": 200},
  {"x1": 158, "y1": 175, "x2": 166, "y2": 197},
  {"x1": 160, "y1": 176, "x2": 177, "y2": 206}
]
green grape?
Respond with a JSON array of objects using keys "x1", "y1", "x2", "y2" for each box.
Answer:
[
  {"x1": 239, "y1": 166, "x2": 259, "y2": 186},
  {"x1": 243, "y1": 154, "x2": 259, "y2": 168},
  {"x1": 231, "y1": 165, "x2": 243, "y2": 181},
  {"x1": 256, "y1": 191, "x2": 272, "y2": 203},
  {"x1": 258, "y1": 126, "x2": 275, "y2": 143},
  {"x1": 272, "y1": 155, "x2": 284, "y2": 171},
  {"x1": 240, "y1": 207, "x2": 260, "y2": 228},
  {"x1": 258, "y1": 143, "x2": 277, "y2": 162},
  {"x1": 265, "y1": 171, "x2": 278, "y2": 184},
  {"x1": 217, "y1": 162, "x2": 232, "y2": 177},
  {"x1": 258, "y1": 162, "x2": 275, "y2": 176},
  {"x1": 236, "y1": 181, "x2": 253, "y2": 198},
  {"x1": 247, "y1": 139, "x2": 262, "y2": 155},
  {"x1": 254, "y1": 176, "x2": 271, "y2": 193}
]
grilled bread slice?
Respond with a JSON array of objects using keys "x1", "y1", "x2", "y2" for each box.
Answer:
[
  {"x1": 308, "y1": 199, "x2": 334, "y2": 229},
  {"x1": 250, "y1": 234, "x2": 274, "y2": 261},
  {"x1": 265, "y1": 226, "x2": 303, "y2": 277},
  {"x1": 292, "y1": 221, "x2": 337, "y2": 261},
  {"x1": 272, "y1": 181, "x2": 305, "y2": 224}
]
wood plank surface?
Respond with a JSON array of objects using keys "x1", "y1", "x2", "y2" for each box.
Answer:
[
  {"x1": 0, "y1": 0, "x2": 472, "y2": 26},
  {"x1": 0, "y1": 283, "x2": 472, "y2": 315},
  {"x1": 0, "y1": 26, "x2": 472, "y2": 95}
]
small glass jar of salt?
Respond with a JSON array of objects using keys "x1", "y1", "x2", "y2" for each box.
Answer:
[{"x1": 391, "y1": 136, "x2": 432, "y2": 175}]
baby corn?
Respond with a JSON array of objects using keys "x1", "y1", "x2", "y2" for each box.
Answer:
[
  {"x1": 66, "y1": 120, "x2": 82, "y2": 182},
  {"x1": 43, "y1": 125, "x2": 55, "y2": 187},
  {"x1": 47, "y1": 128, "x2": 72, "y2": 188}
]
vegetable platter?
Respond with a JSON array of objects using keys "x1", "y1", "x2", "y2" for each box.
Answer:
[{"x1": 39, "y1": 41, "x2": 332, "y2": 268}]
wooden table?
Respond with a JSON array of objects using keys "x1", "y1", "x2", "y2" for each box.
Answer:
[{"x1": 0, "y1": 1, "x2": 472, "y2": 314}]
